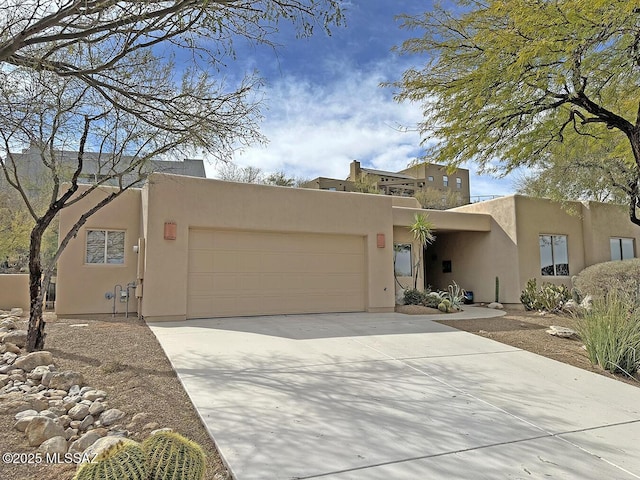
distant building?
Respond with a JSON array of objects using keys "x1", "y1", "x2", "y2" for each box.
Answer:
[
  {"x1": 302, "y1": 160, "x2": 471, "y2": 207},
  {"x1": 1, "y1": 145, "x2": 206, "y2": 193}
]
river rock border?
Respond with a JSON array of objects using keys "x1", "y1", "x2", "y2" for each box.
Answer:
[{"x1": 0, "y1": 309, "x2": 162, "y2": 460}]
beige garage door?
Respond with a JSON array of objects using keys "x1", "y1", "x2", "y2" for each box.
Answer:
[{"x1": 187, "y1": 229, "x2": 366, "y2": 318}]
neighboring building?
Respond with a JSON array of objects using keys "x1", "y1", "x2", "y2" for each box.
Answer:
[
  {"x1": 302, "y1": 160, "x2": 471, "y2": 207},
  {"x1": 1, "y1": 145, "x2": 206, "y2": 192},
  {"x1": 54, "y1": 174, "x2": 640, "y2": 320}
]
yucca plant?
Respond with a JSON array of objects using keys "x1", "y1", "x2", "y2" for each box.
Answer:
[{"x1": 577, "y1": 292, "x2": 640, "y2": 376}]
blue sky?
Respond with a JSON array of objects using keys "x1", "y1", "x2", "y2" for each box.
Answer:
[{"x1": 208, "y1": 1, "x2": 519, "y2": 199}]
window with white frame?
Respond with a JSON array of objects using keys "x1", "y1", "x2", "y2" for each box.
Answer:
[
  {"x1": 86, "y1": 230, "x2": 125, "y2": 264},
  {"x1": 456, "y1": 177, "x2": 462, "y2": 189},
  {"x1": 539, "y1": 235, "x2": 569, "y2": 276},
  {"x1": 443, "y1": 175, "x2": 448, "y2": 187},
  {"x1": 610, "y1": 237, "x2": 635, "y2": 261},
  {"x1": 428, "y1": 176, "x2": 434, "y2": 182},
  {"x1": 393, "y1": 244, "x2": 412, "y2": 277}
]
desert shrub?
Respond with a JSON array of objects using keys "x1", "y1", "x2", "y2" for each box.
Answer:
[
  {"x1": 577, "y1": 292, "x2": 640, "y2": 376},
  {"x1": 442, "y1": 281, "x2": 465, "y2": 310},
  {"x1": 423, "y1": 292, "x2": 442, "y2": 308},
  {"x1": 520, "y1": 279, "x2": 570, "y2": 312},
  {"x1": 574, "y1": 259, "x2": 640, "y2": 302},
  {"x1": 403, "y1": 288, "x2": 427, "y2": 305}
]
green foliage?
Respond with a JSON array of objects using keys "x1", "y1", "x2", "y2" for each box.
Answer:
[
  {"x1": 393, "y1": 1, "x2": 640, "y2": 217},
  {"x1": 423, "y1": 292, "x2": 442, "y2": 308},
  {"x1": 520, "y1": 279, "x2": 571, "y2": 312},
  {"x1": 73, "y1": 440, "x2": 147, "y2": 480},
  {"x1": 577, "y1": 292, "x2": 640, "y2": 376},
  {"x1": 438, "y1": 299, "x2": 452, "y2": 313},
  {"x1": 574, "y1": 259, "x2": 640, "y2": 302},
  {"x1": 143, "y1": 431, "x2": 206, "y2": 480},
  {"x1": 442, "y1": 281, "x2": 465, "y2": 310},
  {"x1": 403, "y1": 288, "x2": 427, "y2": 306},
  {"x1": 414, "y1": 188, "x2": 465, "y2": 210}
]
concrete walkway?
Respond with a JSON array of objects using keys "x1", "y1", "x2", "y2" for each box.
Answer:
[{"x1": 149, "y1": 308, "x2": 640, "y2": 480}]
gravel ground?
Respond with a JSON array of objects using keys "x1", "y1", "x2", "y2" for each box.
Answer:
[{"x1": 0, "y1": 313, "x2": 229, "y2": 480}]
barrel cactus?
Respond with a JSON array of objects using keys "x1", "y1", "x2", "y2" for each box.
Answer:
[
  {"x1": 143, "y1": 431, "x2": 206, "y2": 480},
  {"x1": 438, "y1": 299, "x2": 452, "y2": 313},
  {"x1": 73, "y1": 439, "x2": 147, "y2": 480}
]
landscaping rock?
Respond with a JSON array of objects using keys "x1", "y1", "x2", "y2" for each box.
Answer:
[
  {"x1": 68, "y1": 403, "x2": 90, "y2": 421},
  {"x1": 14, "y1": 351, "x2": 54, "y2": 372},
  {"x1": 88, "y1": 401, "x2": 106, "y2": 416},
  {"x1": 487, "y1": 302, "x2": 504, "y2": 310},
  {"x1": 546, "y1": 326, "x2": 577, "y2": 338},
  {"x1": 79, "y1": 415, "x2": 94, "y2": 431},
  {"x1": 3, "y1": 342, "x2": 20, "y2": 354},
  {"x1": 83, "y1": 436, "x2": 134, "y2": 459},
  {"x1": 10, "y1": 308, "x2": 23, "y2": 317},
  {"x1": 3, "y1": 330, "x2": 27, "y2": 348},
  {"x1": 580, "y1": 295, "x2": 593, "y2": 311},
  {"x1": 0, "y1": 319, "x2": 17, "y2": 330},
  {"x1": 38, "y1": 436, "x2": 67, "y2": 455},
  {"x1": 99, "y1": 408, "x2": 125, "y2": 426},
  {"x1": 49, "y1": 370, "x2": 84, "y2": 390},
  {"x1": 40, "y1": 370, "x2": 54, "y2": 387},
  {"x1": 25, "y1": 416, "x2": 65, "y2": 447},
  {"x1": 68, "y1": 430, "x2": 102, "y2": 454}
]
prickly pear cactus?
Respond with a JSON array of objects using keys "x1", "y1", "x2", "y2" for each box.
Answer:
[
  {"x1": 73, "y1": 439, "x2": 147, "y2": 480},
  {"x1": 143, "y1": 431, "x2": 206, "y2": 480}
]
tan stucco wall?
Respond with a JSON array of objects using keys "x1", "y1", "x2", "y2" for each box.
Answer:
[
  {"x1": 140, "y1": 174, "x2": 396, "y2": 321},
  {"x1": 581, "y1": 201, "x2": 640, "y2": 266},
  {"x1": 56, "y1": 187, "x2": 142, "y2": 315},
  {"x1": 513, "y1": 196, "x2": 584, "y2": 292},
  {"x1": 0, "y1": 274, "x2": 30, "y2": 311},
  {"x1": 429, "y1": 197, "x2": 520, "y2": 303}
]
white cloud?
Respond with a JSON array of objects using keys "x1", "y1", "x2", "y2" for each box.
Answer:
[{"x1": 206, "y1": 61, "x2": 518, "y2": 198}]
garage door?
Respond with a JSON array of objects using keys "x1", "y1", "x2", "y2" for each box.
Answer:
[{"x1": 187, "y1": 229, "x2": 366, "y2": 318}]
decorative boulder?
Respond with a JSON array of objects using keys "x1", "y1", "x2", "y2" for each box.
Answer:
[
  {"x1": 3, "y1": 330, "x2": 27, "y2": 348},
  {"x1": 38, "y1": 436, "x2": 68, "y2": 455},
  {"x1": 546, "y1": 326, "x2": 577, "y2": 338},
  {"x1": 10, "y1": 308, "x2": 23, "y2": 317},
  {"x1": 25, "y1": 416, "x2": 66, "y2": 447},
  {"x1": 49, "y1": 371, "x2": 84, "y2": 391},
  {"x1": 487, "y1": 302, "x2": 504, "y2": 310},
  {"x1": 14, "y1": 351, "x2": 54, "y2": 372},
  {"x1": 99, "y1": 408, "x2": 125, "y2": 427}
]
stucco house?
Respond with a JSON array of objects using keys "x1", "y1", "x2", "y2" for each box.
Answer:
[
  {"x1": 302, "y1": 160, "x2": 471, "y2": 206},
  {"x1": 51, "y1": 173, "x2": 639, "y2": 321}
]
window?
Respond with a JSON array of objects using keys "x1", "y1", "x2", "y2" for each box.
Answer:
[
  {"x1": 610, "y1": 237, "x2": 635, "y2": 261},
  {"x1": 428, "y1": 176, "x2": 434, "y2": 182},
  {"x1": 443, "y1": 175, "x2": 448, "y2": 187},
  {"x1": 86, "y1": 230, "x2": 125, "y2": 264},
  {"x1": 456, "y1": 178, "x2": 462, "y2": 189},
  {"x1": 393, "y1": 244, "x2": 412, "y2": 277},
  {"x1": 539, "y1": 235, "x2": 569, "y2": 276}
]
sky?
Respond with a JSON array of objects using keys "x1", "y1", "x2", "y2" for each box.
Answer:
[{"x1": 208, "y1": 1, "x2": 520, "y2": 200}]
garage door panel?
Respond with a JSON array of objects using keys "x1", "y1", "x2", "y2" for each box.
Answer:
[{"x1": 187, "y1": 229, "x2": 366, "y2": 318}]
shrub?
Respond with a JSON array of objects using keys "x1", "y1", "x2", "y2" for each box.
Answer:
[
  {"x1": 520, "y1": 279, "x2": 570, "y2": 312},
  {"x1": 403, "y1": 288, "x2": 427, "y2": 306},
  {"x1": 577, "y1": 292, "x2": 640, "y2": 376},
  {"x1": 423, "y1": 292, "x2": 443, "y2": 308},
  {"x1": 574, "y1": 258, "x2": 640, "y2": 302},
  {"x1": 442, "y1": 281, "x2": 465, "y2": 310}
]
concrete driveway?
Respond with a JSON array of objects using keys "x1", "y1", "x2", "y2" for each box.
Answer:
[{"x1": 149, "y1": 308, "x2": 640, "y2": 480}]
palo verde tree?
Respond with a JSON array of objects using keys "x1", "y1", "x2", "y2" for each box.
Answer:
[
  {"x1": 0, "y1": 0, "x2": 342, "y2": 352},
  {"x1": 393, "y1": 0, "x2": 640, "y2": 225}
]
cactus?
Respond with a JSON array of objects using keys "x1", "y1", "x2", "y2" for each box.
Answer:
[
  {"x1": 73, "y1": 439, "x2": 147, "y2": 480},
  {"x1": 495, "y1": 276, "x2": 500, "y2": 302},
  {"x1": 143, "y1": 431, "x2": 206, "y2": 480},
  {"x1": 438, "y1": 299, "x2": 451, "y2": 313}
]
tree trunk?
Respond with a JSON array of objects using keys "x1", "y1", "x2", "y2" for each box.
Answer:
[
  {"x1": 628, "y1": 131, "x2": 640, "y2": 227},
  {"x1": 26, "y1": 224, "x2": 46, "y2": 352}
]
